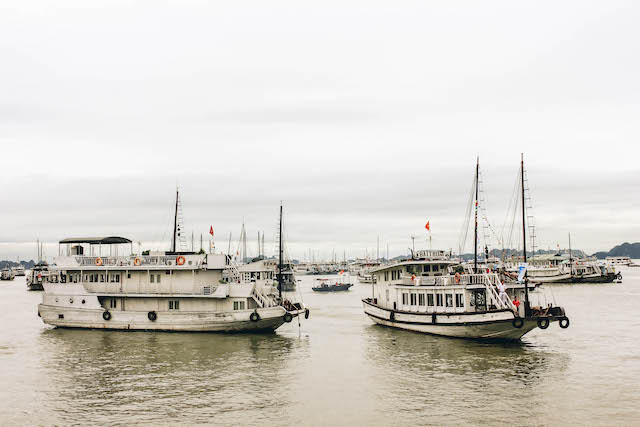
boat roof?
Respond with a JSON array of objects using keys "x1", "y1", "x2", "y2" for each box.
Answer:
[{"x1": 58, "y1": 237, "x2": 133, "y2": 245}]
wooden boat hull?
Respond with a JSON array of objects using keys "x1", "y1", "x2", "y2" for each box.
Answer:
[
  {"x1": 38, "y1": 304, "x2": 296, "y2": 333},
  {"x1": 363, "y1": 299, "x2": 549, "y2": 340},
  {"x1": 312, "y1": 284, "x2": 353, "y2": 292}
]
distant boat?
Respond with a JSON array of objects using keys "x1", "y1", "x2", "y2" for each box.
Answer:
[
  {"x1": 12, "y1": 265, "x2": 26, "y2": 276},
  {"x1": 606, "y1": 256, "x2": 632, "y2": 266},
  {"x1": 26, "y1": 262, "x2": 49, "y2": 291},
  {"x1": 1, "y1": 267, "x2": 15, "y2": 281},
  {"x1": 312, "y1": 278, "x2": 353, "y2": 292}
]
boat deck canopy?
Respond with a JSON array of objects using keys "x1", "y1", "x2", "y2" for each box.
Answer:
[{"x1": 59, "y1": 237, "x2": 132, "y2": 245}]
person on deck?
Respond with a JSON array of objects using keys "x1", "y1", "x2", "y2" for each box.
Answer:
[{"x1": 498, "y1": 281, "x2": 508, "y2": 306}]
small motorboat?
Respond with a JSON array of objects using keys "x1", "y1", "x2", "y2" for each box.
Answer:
[{"x1": 312, "y1": 278, "x2": 353, "y2": 292}]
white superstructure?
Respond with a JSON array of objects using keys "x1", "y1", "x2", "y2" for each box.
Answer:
[
  {"x1": 38, "y1": 237, "x2": 307, "y2": 332},
  {"x1": 362, "y1": 251, "x2": 570, "y2": 340},
  {"x1": 606, "y1": 256, "x2": 632, "y2": 266}
]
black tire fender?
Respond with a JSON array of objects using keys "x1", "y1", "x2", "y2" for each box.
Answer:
[
  {"x1": 148, "y1": 311, "x2": 157, "y2": 322},
  {"x1": 283, "y1": 312, "x2": 293, "y2": 323},
  {"x1": 304, "y1": 308, "x2": 310, "y2": 319},
  {"x1": 559, "y1": 317, "x2": 570, "y2": 329},
  {"x1": 389, "y1": 311, "x2": 395, "y2": 321},
  {"x1": 250, "y1": 311, "x2": 260, "y2": 322},
  {"x1": 432, "y1": 313, "x2": 437, "y2": 324},
  {"x1": 537, "y1": 317, "x2": 550, "y2": 329},
  {"x1": 512, "y1": 318, "x2": 524, "y2": 329},
  {"x1": 103, "y1": 311, "x2": 111, "y2": 321}
]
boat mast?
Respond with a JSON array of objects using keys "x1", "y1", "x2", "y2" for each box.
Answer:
[
  {"x1": 278, "y1": 203, "x2": 283, "y2": 300},
  {"x1": 568, "y1": 232, "x2": 573, "y2": 276},
  {"x1": 172, "y1": 189, "x2": 179, "y2": 253},
  {"x1": 474, "y1": 157, "x2": 479, "y2": 274},
  {"x1": 521, "y1": 154, "x2": 531, "y2": 315}
]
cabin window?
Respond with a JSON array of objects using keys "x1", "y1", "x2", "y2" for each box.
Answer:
[
  {"x1": 446, "y1": 294, "x2": 453, "y2": 307},
  {"x1": 455, "y1": 294, "x2": 464, "y2": 308},
  {"x1": 156, "y1": 274, "x2": 161, "y2": 283},
  {"x1": 436, "y1": 294, "x2": 443, "y2": 307},
  {"x1": 433, "y1": 265, "x2": 439, "y2": 271},
  {"x1": 425, "y1": 265, "x2": 431, "y2": 272},
  {"x1": 418, "y1": 294, "x2": 425, "y2": 306},
  {"x1": 100, "y1": 274, "x2": 105, "y2": 282},
  {"x1": 89, "y1": 274, "x2": 94, "y2": 283},
  {"x1": 427, "y1": 294, "x2": 434, "y2": 306},
  {"x1": 169, "y1": 300, "x2": 179, "y2": 310},
  {"x1": 150, "y1": 274, "x2": 155, "y2": 283},
  {"x1": 233, "y1": 301, "x2": 245, "y2": 310},
  {"x1": 83, "y1": 274, "x2": 88, "y2": 282},
  {"x1": 165, "y1": 270, "x2": 170, "y2": 275},
  {"x1": 410, "y1": 293, "x2": 417, "y2": 305},
  {"x1": 407, "y1": 265, "x2": 414, "y2": 274},
  {"x1": 384, "y1": 272, "x2": 389, "y2": 281},
  {"x1": 127, "y1": 273, "x2": 131, "y2": 279},
  {"x1": 110, "y1": 299, "x2": 117, "y2": 309},
  {"x1": 402, "y1": 293, "x2": 408, "y2": 305}
]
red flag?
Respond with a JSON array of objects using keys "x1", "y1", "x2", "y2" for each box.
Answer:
[
  {"x1": 425, "y1": 221, "x2": 430, "y2": 231},
  {"x1": 209, "y1": 226, "x2": 214, "y2": 236}
]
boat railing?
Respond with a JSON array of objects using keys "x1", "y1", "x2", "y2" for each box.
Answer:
[
  {"x1": 483, "y1": 273, "x2": 516, "y2": 311},
  {"x1": 251, "y1": 286, "x2": 275, "y2": 308},
  {"x1": 70, "y1": 255, "x2": 204, "y2": 268}
]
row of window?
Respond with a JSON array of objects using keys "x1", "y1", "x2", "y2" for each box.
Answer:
[
  {"x1": 401, "y1": 292, "x2": 464, "y2": 308},
  {"x1": 109, "y1": 299, "x2": 180, "y2": 310},
  {"x1": 383, "y1": 265, "x2": 443, "y2": 281},
  {"x1": 54, "y1": 272, "x2": 171, "y2": 284},
  {"x1": 242, "y1": 272, "x2": 274, "y2": 281}
]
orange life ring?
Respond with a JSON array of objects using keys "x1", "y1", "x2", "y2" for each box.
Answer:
[
  {"x1": 176, "y1": 255, "x2": 186, "y2": 266},
  {"x1": 95, "y1": 257, "x2": 103, "y2": 266},
  {"x1": 454, "y1": 273, "x2": 461, "y2": 284},
  {"x1": 134, "y1": 257, "x2": 142, "y2": 266}
]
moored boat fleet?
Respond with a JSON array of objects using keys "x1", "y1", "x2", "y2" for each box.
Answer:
[{"x1": 6, "y1": 155, "x2": 634, "y2": 342}]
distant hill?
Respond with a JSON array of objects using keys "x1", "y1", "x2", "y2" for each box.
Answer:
[
  {"x1": 592, "y1": 242, "x2": 640, "y2": 259},
  {"x1": 460, "y1": 248, "x2": 585, "y2": 261},
  {"x1": 0, "y1": 260, "x2": 35, "y2": 269}
]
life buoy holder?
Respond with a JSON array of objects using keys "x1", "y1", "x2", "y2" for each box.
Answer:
[
  {"x1": 148, "y1": 311, "x2": 157, "y2": 322},
  {"x1": 250, "y1": 312, "x2": 260, "y2": 322},
  {"x1": 512, "y1": 318, "x2": 524, "y2": 329},
  {"x1": 454, "y1": 273, "x2": 461, "y2": 284},
  {"x1": 95, "y1": 257, "x2": 103, "y2": 266},
  {"x1": 102, "y1": 311, "x2": 111, "y2": 321},
  {"x1": 283, "y1": 312, "x2": 293, "y2": 323},
  {"x1": 176, "y1": 255, "x2": 186, "y2": 266},
  {"x1": 537, "y1": 317, "x2": 550, "y2": 329},
  {"x1": 559, "y1": 317, "x2": 570, "y2": 329},
  {"x1": 134, "y1": 257, "x2": 142, "y2": 266}
]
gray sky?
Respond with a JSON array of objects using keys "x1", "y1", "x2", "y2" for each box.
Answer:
[{"x1": 1, "y1": 1, "x2": 639, "y2": 261}]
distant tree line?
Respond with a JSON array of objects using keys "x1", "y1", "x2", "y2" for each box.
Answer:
[{"x1": 0, "y1": 260, "x2": 35, "y2": 269}]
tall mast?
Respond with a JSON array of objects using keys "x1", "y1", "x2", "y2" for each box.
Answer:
[
  {"x1": 474, "y1": 157, "x2": 479, "y2": 273},
  {"x1": 568, "y1": 232, "x2": 573, "y2": 275},
  {"x1": 278, "y1": 203, "x2": 283, "y2": 300},
  {"x1": 521, "y1": 154, "x2": 530, "y2": 314},
  {"x1": 172, "y1": 189, "x2": 179, "y2": 253}
]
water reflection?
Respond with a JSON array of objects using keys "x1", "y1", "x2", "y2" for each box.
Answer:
[
  {"x1": 363, "y1": 324, "x2": 569, "y2": 425},
  {"x1": 37, "y1": 329, "x2": 308, "y2": 426}
]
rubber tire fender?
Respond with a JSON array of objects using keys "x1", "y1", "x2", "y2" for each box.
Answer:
[
  {"x1": 103, "y1": 311, "x2": 112, "y2": 321},
  {"x1": 389, "y1": 311, "x2": 395, "y2": 321},
  {"x1": 250, "y1": 312, "x2": 260, "y2": 322},
  {"x1": 148, "y1": 311, "x2": 157, "y2": 322},
  {"x1": 283, "y1": 312, "x2": 293, "y2": 323},
  {"x1": 537, "y1": 317, "x2": 550, "y2": 329},
  {"x1": 512, "y1": 318, "x2": 524, "y2": 329},
  {"x1": 559, "y1": 317, "x2": 570, "y2": 329},
  {"x1": 304, "y1": 308, "x2": 310, "y2": 319}
]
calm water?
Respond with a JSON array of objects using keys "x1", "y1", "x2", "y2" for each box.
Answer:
[{"x1": 1, "y1": 269, "x2": 640, "y2": 426}]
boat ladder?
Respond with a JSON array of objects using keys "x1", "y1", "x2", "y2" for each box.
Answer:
[
  {"x1": 483, "y1": 274, "x2": 516, "y2": 311},
  {"x1": 251, "y1": 286, "x2": 273, "y2": 308}
]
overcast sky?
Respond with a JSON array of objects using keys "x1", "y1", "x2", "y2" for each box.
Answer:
[{"x1": 1, "y1": 1, "x2": 639, "y2": 261}]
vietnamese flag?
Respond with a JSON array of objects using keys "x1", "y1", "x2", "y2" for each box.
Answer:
[
  {"x1": 209, "y1": 226, "x2": 214, "y2": 236},
  {"x1": 425, "y1": 221, "x2": 430, "y2": 231}
]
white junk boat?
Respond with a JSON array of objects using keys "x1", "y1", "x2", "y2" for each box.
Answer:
[
  {"x1": 363, "y1": 156, "x2": 570, "y2": 341},
  {"x1": 605, "y1": 256, "x2": 631, "y2": 266},
  {"x1": 38, "y1": 197, "x2": 308, "y2": 333},
  {"x1": 362, "y1": 252, "x2": 568, "y2": 340}
]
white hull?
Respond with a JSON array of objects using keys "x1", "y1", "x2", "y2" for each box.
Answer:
[
  {"x1": 38, "y1": 304, "x2": 293, "y2": 332},
  {"x1": 363, "y1": 300, "x2": 540, "y2": 340}
]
